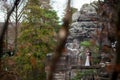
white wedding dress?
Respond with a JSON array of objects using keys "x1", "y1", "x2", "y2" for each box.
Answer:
[{"x1": 85, "y1": 56, "x2": 90, "y2": 66}]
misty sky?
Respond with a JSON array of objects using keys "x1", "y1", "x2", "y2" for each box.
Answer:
[
  {"x1": 0, "y1": 0, "x2": 98, "y2": 22},
  {"x1": 50, "y1": 0, "x2": 98, "y2": 21}
]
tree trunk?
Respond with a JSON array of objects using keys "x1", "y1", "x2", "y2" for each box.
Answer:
[
  {"x1": 15, "y1": 4, "x2": 18, "y2": 53},
  {"x1": 47, "y1": 0, "x2": 71, "y2": 80},
  {"x1": 111, "y1": 2, "x2": 120, "y2": 80},
  {"x1": 0, "y1": 0, "x2": 20, "y2": 76}
]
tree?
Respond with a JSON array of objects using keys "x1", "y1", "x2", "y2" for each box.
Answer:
[
  {"x1": 0, "y1": 0, "x2": 27, "y2": 53},
  {"x1": 47, "y1": 0, "x2": 72, "y2": 79},
  {"x1": 0, "y1": 0, "x2": 21, "y2": 80},
  {"x1": 14, "y1": 0, "x2": 60, "y2": 80},
  {"x1": 110, "y1": 0, "x2": 120, "y2": 80},
  {"x1": 95, "y1": 0, "x2": 120, "y2": 79}
]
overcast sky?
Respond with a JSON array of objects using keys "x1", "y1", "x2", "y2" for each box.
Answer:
[
  {"x1": 0, "y1": 0, "x2": 98, "y2": 22},
  {"x1": 50, "y1": 0, "x2": 98, "y2": 21}
]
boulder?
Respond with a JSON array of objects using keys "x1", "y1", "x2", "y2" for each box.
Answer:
[{"x1": 72, "y1": 11, "x2": 81, "y2": 22}]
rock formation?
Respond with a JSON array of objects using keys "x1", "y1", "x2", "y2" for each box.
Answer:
[
  {"x1": 66, "y1": 3, "x2": 98, "y2": 60},
  {"x1": 46, "y1": 3, "x2": 99, "y2": 80}
]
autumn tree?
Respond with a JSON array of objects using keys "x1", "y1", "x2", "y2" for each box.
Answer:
[
  {"x1": 0, "y1": 0, "x2": 21, "y2": 80},
  {"x1": 94, "y1": 0, "x2": 120, "y2": 79},
  {"x1": 14, "y1": 0, "x2": 59, "y2": 80}
]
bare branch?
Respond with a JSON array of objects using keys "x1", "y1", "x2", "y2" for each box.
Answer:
[
  {"x1": 47, "y1": 0, "x2": 72, "y2": 80},
  {"x1": 0, "y1": 0, "x2": 21, "y2": 57}
]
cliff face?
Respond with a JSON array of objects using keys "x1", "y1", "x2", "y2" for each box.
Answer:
[
  {"x1": 46, "y1": 2, "x2": 116, "y2": 79},
  {"x1": 66, "y1": 4, "x2": 98, "y2": 56},
  {"x1": 46, "y1": 4, "x2": 100, "y2": 80}
]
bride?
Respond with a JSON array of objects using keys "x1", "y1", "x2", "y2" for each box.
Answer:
[{"x1": 85, "y1": 49, "x2": 91, "y2": 66}]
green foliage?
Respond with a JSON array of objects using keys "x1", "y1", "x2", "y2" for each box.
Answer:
[
  {"x1": 80, "y1": 40, "x2": 100, "y2": 65},
  {"x1": 71, "y1": 7, "x2": 78, "y2": 14},
  {"x1": 80, "y1": 41, "x2": 92, "y2": 47},
  {"x1": 72, "y1": 69, "x2": 97, "y2": 80},
  {"x1": 14, "y1": 0, "x2": 60, "y2": 80}
]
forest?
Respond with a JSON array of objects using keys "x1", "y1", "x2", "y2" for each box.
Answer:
[{"x1": 0, "y1": 0, "x2": 120, "y2": 80}]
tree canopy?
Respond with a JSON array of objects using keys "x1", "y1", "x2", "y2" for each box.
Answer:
[{"x1": 4, "y1": 0, "x2": 60, "y2": 80}]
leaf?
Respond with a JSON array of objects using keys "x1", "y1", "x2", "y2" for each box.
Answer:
[
  {"x1": 30, "y1": 56, "x2": 36, "y2": 67},
  {"x1": 80, "y1": 41, "x2": 92, "y2": 47}
]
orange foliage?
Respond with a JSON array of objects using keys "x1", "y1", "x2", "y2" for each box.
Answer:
[
  {"x1": 106, "y1": 64, "x2": 120, "y2": 73},
  {"x1": 115, "y1": 64, "x2": 120, "y2": 72},
  {"x1": 106, "y1": 64, "x2": 114, "y2": 73},
  {"x1": 30, "y1": 56, "x2": 36, "y2": 67},
  {"x1": 90, "y1": 39, "x2": 96, "y2": 45},
  {"x1": 102, "y1": 45, "x2": 110, "y2": 52}
]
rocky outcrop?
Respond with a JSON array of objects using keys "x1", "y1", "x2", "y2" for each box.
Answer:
[
  {"x1": 66, "y1": 4, "x2": 98, "y2": 56},
  {"x1": 46, "y1": 3, "x2": 114, "y2": 80},
  {"x1": 46, "y1": 4, "x2": 100, "y2": 80}
]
